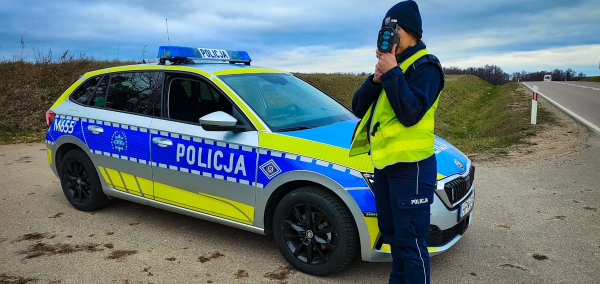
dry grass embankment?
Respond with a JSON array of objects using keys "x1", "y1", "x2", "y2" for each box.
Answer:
[
  {"x1": 295, "y1": 73, "x2": 367, "y2": 108},
  {"x1": 0, "y1": 60, "x2": 133, "y2": 143},
  {"x1": 434, "y1": 75, "x2": 556, "y2": 156},
  {"x1": 580, "y1": 76, "x2": 600, "y2": 82},
  {"x1": 1, "y1": 62, "x2": 557, "y2": 159}
]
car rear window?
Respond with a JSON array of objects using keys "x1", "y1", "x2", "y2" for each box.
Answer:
[
  {"x1": 105, "y1": 72, "x2": 162, "y2": 115},
  {"x1": 89, "y1": 75, "x2": 109, "y2": 108},
  {"x1": 86, "y1": 72, "x2": 163, "y2": 116},
  {"x1": 71, "y1": 76, "x2": 101, "y2": 104}
]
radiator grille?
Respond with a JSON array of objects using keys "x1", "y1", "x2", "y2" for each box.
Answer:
[{"x1": 444, "y1": 166, "x2": 475, "y2": 205}]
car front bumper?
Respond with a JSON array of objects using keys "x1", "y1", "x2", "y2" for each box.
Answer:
[{"x1": 365, "y1": 212, "x2": 472, "y2": 262}]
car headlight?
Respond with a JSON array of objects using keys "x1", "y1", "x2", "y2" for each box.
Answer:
[
  {"x1": 361, "y1": 172, "x2": 378, "y2": 217},
  {"x1": 362, "y1": 172, "x2": 374, "y2": 189}
]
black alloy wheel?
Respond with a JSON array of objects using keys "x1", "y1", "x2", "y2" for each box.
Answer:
[
  {"x1": 59, "y1": 149, "x2": 109, "y2": 211},
  {"x1": 273, "y1": 186, "x2": 357, "y2": 276},
  {"x1": 63, "y1": 159, "x2": 91, "y2": 203},
  {"x1": 282, "y1": 203, "x2": 337, "y2": 265}
]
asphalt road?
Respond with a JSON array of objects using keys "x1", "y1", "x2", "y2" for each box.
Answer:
[
  {"x1": 1, "y1": 137, "x2": 599, "y2": 284},
  {"x1": 522, "y1": 81, "x2": 600, "y2": 131}
]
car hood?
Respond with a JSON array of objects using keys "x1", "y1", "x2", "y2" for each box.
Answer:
[{"x1": 282, "y1": 119, "x2": 469, "y2": 178}]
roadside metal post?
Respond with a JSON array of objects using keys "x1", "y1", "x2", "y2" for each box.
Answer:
[{"x1": 531, "y1": 85, "x2": 538, "y2": 125}]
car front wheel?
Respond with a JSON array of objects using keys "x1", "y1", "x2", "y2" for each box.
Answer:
[{"x1": 273, "y1": 186, "x2": 358, "y2": 276}]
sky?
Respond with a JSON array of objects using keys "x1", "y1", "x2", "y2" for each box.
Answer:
[{"x1": 1, "y1": 0, "x2": 599, "y2": 76}]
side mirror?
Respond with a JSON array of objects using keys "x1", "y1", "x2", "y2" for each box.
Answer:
[
  {"x1": 199, "y1": 111, "x2": 237, "y2": 127},
  {"x1": 199, "y1": 111, "x2": 248, "y2": 133}
]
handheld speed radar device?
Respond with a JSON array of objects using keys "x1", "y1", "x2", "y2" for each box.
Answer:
[{"x1": 377, "y1": 17, "x2": 400, "y2": 53}]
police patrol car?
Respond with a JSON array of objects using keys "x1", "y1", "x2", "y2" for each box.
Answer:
[{"x1": 45, "y1": 46, "x2": 475, "y2": 276}]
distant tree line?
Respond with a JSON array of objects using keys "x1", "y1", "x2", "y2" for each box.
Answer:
[
  {"x1": 443, "y1": 65, "x2": 588, "y2": 85},
  {"x1": 443, "y1": 65, "x2": 510, "y2": 85},
  {"x1": 509, "y1": 68, "x2": 586, "y2": 82}
]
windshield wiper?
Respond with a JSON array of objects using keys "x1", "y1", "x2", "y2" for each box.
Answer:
[{"x1": 277, "y1": 126, "x2": 313, "y2": 132}]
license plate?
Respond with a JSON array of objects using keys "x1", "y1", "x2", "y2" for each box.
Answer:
[{"x1": 458, "y1": 192, "x2": 474, "y2": 222}]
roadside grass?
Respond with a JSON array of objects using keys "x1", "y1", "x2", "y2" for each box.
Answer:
[
  {"x1": 1, "y1": 62, "x2": 557, "y2": 159},
  {"x1": 434, "y1": 75, "x2": 555, "y2": 156},
  {"x1": 295, "y1": 73, "x2": 367, "y2": 108},
  {"x1": 580, "y1": 76, "x2": 600, "y2": 82}
]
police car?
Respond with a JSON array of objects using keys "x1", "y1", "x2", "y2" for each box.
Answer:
[{"x1": 45, "y1": 46, "x2": 475, "y2": 276}]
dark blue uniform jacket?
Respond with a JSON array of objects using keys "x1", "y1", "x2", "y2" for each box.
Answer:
[
  {"x1": 351, "y1": 42, "x2": 444, "y2": 173},
  {"x1": 352, "y1": 42, "x2": 444, "y2": 127}
]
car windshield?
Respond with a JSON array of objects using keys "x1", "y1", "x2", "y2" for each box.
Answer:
[{"x1": 219, "y1": 73, "x2": 355, "y2": 132}]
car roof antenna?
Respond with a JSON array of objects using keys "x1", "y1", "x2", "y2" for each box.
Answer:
[{"x1": 166, "y1": 19, "x2": 170, "y2": 46}]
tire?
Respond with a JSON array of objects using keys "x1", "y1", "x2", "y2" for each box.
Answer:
[
  {"x1": 59, "y1": 149, "x2": 109, "y2": 211},
  {"x1": 273, "y1": 186, "x2": 358, "y2": 276}
]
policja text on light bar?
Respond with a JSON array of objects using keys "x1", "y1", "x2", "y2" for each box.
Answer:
[{"x1": 157, "y1": 46, "x2": 251, "y2": 65}]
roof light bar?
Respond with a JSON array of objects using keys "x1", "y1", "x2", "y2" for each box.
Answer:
[{"x1": 157, "y1": 46, "x2": 251, "y2": 65}]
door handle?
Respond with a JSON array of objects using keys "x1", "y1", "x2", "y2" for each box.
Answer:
[
  {"x1": 87, "y1": 125, "x2": 104, "y2": 134},
  {"x1": 152, "y1": 137, "x2": 173, "y2": 147}
]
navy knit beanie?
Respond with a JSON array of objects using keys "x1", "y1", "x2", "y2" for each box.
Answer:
[{"x1": 382, "y1": 0, "x2": 423, "y2": 39}]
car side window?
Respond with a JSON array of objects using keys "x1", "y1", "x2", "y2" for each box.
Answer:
[
  {"x1": 166, "y1": 75, "x2": 251, "y2": 130},
  {"x1": 148, "y1": 73, "x2": 163, "y2": 117},
  {"x1": 71, "y1": 76, "x2": 101, "y2": 104},
  {"x1": 168, "y1": 78, "x2": 233, "y2": 123},
  {"x1": 105, "y1": 72, "x2": 164, "y2": 115},
  {"x1": 89, "y1": 75, "x2": 109, "y2": 108}
]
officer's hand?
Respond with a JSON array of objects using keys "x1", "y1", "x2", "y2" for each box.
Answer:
[
  {"x1": 373, "y1": 68, "x2": 383, "y2": 84},
  {"x1": 376, "y1": 44, "x2": 398, "y2": 75}
]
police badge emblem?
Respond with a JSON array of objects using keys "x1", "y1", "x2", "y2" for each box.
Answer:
[
  {"x1": 454, "y1": 159, "x2": 464, "y2": 171},
  {"x1": 111, "y1": 130, "x2": 128, "y2": 152}
]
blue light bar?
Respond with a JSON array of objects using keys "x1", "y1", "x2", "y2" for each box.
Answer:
[
  {"x1": 157, "y1": 46, "x2": 251, "y2": 65},
  {"x1": 157, "y1": 46, "x2": 197, "y2": 58}
]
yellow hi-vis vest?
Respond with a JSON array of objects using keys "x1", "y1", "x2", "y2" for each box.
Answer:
[{"x1": 349, "y1": 49, "x2": 441, "y2": 169}]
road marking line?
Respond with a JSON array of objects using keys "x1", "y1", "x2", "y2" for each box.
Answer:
[
  {"x1": 553, "y1": 81, "x2": 600, "y2": 91},
  {"x1": 522, "y1": 83, "x2": 600, "y2": 133}
]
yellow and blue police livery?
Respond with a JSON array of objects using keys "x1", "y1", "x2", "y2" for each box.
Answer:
[{"x1": 44, "y1": 46, "x2": 474, "y2": 276}]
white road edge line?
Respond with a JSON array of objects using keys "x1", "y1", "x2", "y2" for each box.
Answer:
[{"x1": 522, "y1": 82, "x2": 600, "y2": 133}]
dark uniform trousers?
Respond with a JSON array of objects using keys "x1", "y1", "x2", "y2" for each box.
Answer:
[{"x1": 373, "y1": 154, "x2": 436, "y2": 284}]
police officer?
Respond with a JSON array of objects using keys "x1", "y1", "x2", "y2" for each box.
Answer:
[{"x1": 349, "y1": 1, "x2": 444, "y2": 283}]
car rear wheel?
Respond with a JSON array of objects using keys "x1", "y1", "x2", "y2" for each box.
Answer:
[
  {"x1": 273, "y1": 186, "x2": 357, "y2": 276},
  {"x1": 59, "y1": 149, "x2": 109, "y2": 211}
]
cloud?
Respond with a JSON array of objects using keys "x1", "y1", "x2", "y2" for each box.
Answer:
[
  {"x1": 255, "y1": 45, "x2": 376, "y2": 73},
  {"x1": 255, "y1": 43, "x2": 600, "y2": 76},
  {"x1": 427, "y1": 3, "x2": 600, "y2": 54},
  {"x1": 443, "y1": 44, "x2": 600, "y2": 74},
  {"x1": 0, "y1": 0, "x2": 599, "y2": 75}
]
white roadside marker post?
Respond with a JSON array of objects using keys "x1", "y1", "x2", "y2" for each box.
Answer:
[{"x1": 531, "y1": 85, "x2": 539, "y2": 125}]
